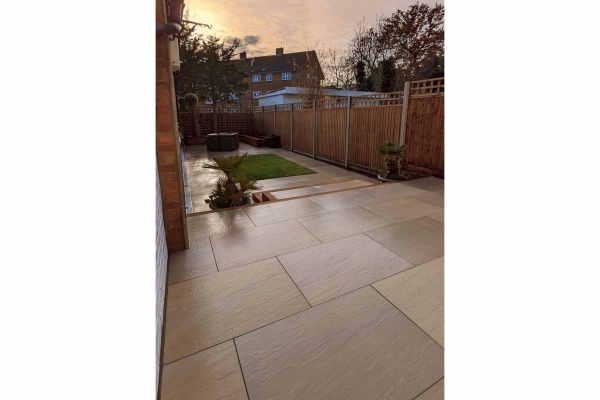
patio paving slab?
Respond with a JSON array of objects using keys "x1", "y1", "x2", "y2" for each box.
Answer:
[
  {"x1": 278, "y1": 234, "x2": 412, "y2": 305},
  {"x1": 403, "y1": 177, "x2": 444, "y2": 192},
  {"x1": 271, "y1": 179, "x2": 372, "y2": 200},
  {"x1": 366, "y1": 217, "x2": 444, "y2": 266},
  {"x1": 306, "y1": 185, "x2": 378, "y2": 210},
  {"x1": 163, "y1": 257, "x2": 310, "y2": 364},
  {"x1": 187, "y1": 209, "x2": 255, "y2": 242},
  {"x1": 361, "y1": 182, "x2": 426, "y2": 199},
  {"x1": 428, "y1": 210, "x2": 444, "y2": 223},
  {"x1": 244, "y1": 197, "x2": 325, "y2": 226},
  {"x1": 413, "y1": 190, "x2": 444, "y2": 207},
  {"x1": 167, "y1": 238, "x2": 217, "y2": 284},
  {"x1": 373, "y1": 257, "x2": 444, "y2": 346},
  {"x1": 235, "y1": 286, "x2": 444, "y2": 400},
  {"x1": 210, "y1": 220, "x2": 321, "y2": 270},
  {"x1": 415, "y1": 379, "x2": 444, "y2": 400},
  {"x1": 297, "y1": 206, "x2": 390, "y2": 243},
  {"x1": 160, "y1": 340, "x2": 248, "y2": 400},
  {"x1": 364, "y1": 196, "x2": 443, "y2": 223}
]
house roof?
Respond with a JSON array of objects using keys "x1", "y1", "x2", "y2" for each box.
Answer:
[
  {"x1": 256, "y1": 87, "x2": 381, "y2": 99},
  {"x1": 235, "y1": 50, "x2": 323, "y2": 77}
]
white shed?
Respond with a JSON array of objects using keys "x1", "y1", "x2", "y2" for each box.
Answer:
[{"x1": 256, "y1": 87, "x2": 381, "y2": 107}]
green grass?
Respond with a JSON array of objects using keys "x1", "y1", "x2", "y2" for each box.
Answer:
[{"x1": 235, "y1": 154, "x2": 316, "y2": 180}]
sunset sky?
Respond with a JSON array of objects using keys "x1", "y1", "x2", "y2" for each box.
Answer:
[{"x1": 185, "y1": 0, "x2": 442, "y2": 56}]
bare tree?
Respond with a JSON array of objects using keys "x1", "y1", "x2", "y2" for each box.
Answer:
[
  {"x1": 319, "y1": 48, "x2": 355, "y2": 89},
  {"x1": 294, "y1": 50, "x2": 324, "y2": 102}
]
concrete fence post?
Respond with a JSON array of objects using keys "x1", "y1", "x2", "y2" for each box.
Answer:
[
  {"x1": 273, "y1": 104, "x2": 277, "y2": 135},
  {"x1": 290, "y1": 104, "x2": 294, "y2": 152},
  {"x1": 312, "y1": 100, "x2": 317, "y2": 159},
  {"x1": 344, "y1": 96, "x2": 352, "y2": 169},
  {"x1": 399, "y1": 81, "x2": 411, "y2": 146}
]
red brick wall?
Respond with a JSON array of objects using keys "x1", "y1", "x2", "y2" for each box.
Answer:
[{"x1": 156, "y1": 0, "x2": 188, "y2": 252}]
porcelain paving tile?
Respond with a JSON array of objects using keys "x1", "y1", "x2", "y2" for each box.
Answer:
[
  {"x1": 415, "y1": 379, "x2": 444, "y2": 400},
  {"x1": 235, "y1": 286, "x2": 444, "y2": 400},
  {"x1": 374, "y1": 257, "x2": 444, "y2": 346},
  {"x1": 210, "y1": 220, "x2": 321, "y2": 269},
  {"x1": 163, "y1": 257, "x2": 309, "y2": 364},
  {"x1": 297, "y1": 206, "x2": 390, "y2": 242},
  {"x1": 413, "y1": 190, "x2": 444, "y2": 207},
  {"x1": 366, "y1": 217, "x2": 444, "y2": 265},
  {"x1": 361, "y1": 182, "x2": 426, "y2": 199},
  {"x1": 364, "y1": 196, "x2": 443, "y2": 223},
  {"x1": 160, "y1": 340, "x2": 248, "y2": 400},
  {"x1": 167, "y1": 238, "x2": 217, "y2": 284},
  {"x1": 403, "y1": 177, "x2": 444, "y2": 192},
  {"x1": 309, "y1": 188, "x2": 378, "y2": 210},
  {"x1": 278, "y1": 234, "x2": 412, "y2": 305},
  {"x1": 187, "y1": 209, "x2": 255, "y2": 242},
  {"x1": 244, "y1": 198, "x2": 325, "y2": 226}
]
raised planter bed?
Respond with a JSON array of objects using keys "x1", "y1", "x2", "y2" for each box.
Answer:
[{"x1": 240, "y1": 134, "x2": 269, "y2": 147}]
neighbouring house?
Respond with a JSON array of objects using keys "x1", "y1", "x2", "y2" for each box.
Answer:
[
  {"x1": 255, "y1": 87, "x2": 382, "y2": 107},
  {"x1": 234, "y1": 48, "x2": 324, "y2": 108}
]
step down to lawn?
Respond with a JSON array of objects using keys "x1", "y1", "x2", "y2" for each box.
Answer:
[{"x1": 261, "y1": 179, "x2": 374, "y2": 201}]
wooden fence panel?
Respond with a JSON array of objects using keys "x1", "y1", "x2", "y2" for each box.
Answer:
[
  {"x1": 348, "y1": 105, "x2": 402, "y2": 171},
  {"x1": 316, "y1": 106, "x2": 346, "y2": 163},
  {"x1": 275, "y1": 107, "x2": 292, "y2": 149},
  {"x1": 291, "y1": 108, "x2": 313, "y2": 155},
  {"x1": 404, "y1": 95, "x2": 444, "y2": 176},
  {"x1": 262, "y1": 108, "x2": 276, "y2": 136},
  {"x1": 253, "y1": 111, "x2": 264, "y2": 135}
]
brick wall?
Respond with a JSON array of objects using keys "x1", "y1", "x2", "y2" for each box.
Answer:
[
  {"x1": 155, "y1": 168, "x2": 168, "y2": 393},
  {"x1": 156, "y1": 0, "x2": 187, "y2": 251},
  {"x1": 240, "y1": 71, "x2": 310, "y2": 108}
]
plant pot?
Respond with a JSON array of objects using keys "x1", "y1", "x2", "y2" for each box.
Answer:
[{"x1": 377, "y1": 175, "x2": 400, "y2": 183}]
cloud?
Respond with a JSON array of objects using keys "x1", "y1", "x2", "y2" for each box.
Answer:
[{"x1": 243, "y1": 35, "x2": 261, "y2": 46}]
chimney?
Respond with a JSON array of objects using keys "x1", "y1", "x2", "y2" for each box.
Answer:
[
  {"x1": 276, "y1": 47, "x2": 284, "y2": 56},
  {"x1": 239, "y1": 51, "x2": 247, "y2": 59}
]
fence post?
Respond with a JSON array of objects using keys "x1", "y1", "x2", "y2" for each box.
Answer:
[
  {"x1": 273, "y1": 105, "x2": 277, "y2": 135},
  {"x1": 290, "y1": 104, "x2": 294, "y2": 152},
  {"x1": 399, "y1": 81, "x2": 411, "y2": 146},
  {"x1": 262, "y1": 106, "x2": 265, "y2": 134},
  {"x1": 344, "y1": 96, "x2": 352, "y2": 169},
  {"x1": 312, "y1": 99, "x2": 317, "y2": 159}
]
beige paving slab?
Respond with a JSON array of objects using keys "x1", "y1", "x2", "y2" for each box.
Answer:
[
  {"x1": 404, "y1": 176, "x2": 444, "y2": 192},
  {"x1": 210, "y1": 220, "x2": 321, "y2": 269},
  {"x1": 373, "y1": 257, "x2": 444, "y2": 346},
  {"x1": 271, "y1": 179, "x2": 372, "y2": 200},
  {"x1": 278, "y1": 234, "x2": 412, "y2": 305},
  {"x1": 235, "y1": 286, "x2": 444, "y2": 400},
  {"x1": 187, "y1": 209, "x2": 255, "y2": 242},
  {"x1": 163, "y1": 257, "x2": 310, "y2": 364},
  {"x1": 413, "y1": 190, "x2": 444, "y2": 207},
  {"x1": 415, "y1": 379, "x2": 444, "y2": 400},
  {"x1": 244, "y1": 198, "x2": 326, "y2": 226},
  {"x1": 428, "y1": 210, "x2": 444, "y2": 223},
  {"x1": 309, "y1": 186, "x2": 378, "y2": 210},
  {"x1": 160, "y1": 340, "x2": 248, "y2": 400},
  {"x1": 366, "y1": 217, "x2": 444, "y2": 265},
  {"x1": 297, "y1": 206, "x2": 390, "y2": 243},
  {"x1": 167, "y1": 238, "x2": 217, "y2": 284},
  {"x1": 364, "y1": 196, "x2": 443, "y2": 223},
  {"x1": 361, "y1": 182, "x2": 426, "y2": 199}
]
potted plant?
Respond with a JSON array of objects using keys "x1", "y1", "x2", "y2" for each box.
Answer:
[
  {"x1": 203, "y1": 153, "x2": 260, "y2": 209},
  {"x1": 377, "y1": 142, "x2": 405, "y2": 182}
]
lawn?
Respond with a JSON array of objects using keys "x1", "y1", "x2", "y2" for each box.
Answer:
[{"x1": 235, "y1": 154, "x2": 316, "y2": 180}]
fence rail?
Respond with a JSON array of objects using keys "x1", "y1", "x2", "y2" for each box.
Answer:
[{"x1": 180, "y1": 77, "x2": 444, "y2": 176}]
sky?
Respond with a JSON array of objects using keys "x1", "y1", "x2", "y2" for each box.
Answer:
[{"x1": 185, "y1": 0, "x2": 442, "y2": 56}]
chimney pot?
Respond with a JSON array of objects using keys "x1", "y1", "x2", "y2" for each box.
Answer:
[
  {"x1": 239, "y1": 51, "x2": 247, "y2": 59},
  {"x1": 276, "y1": 47, "x2": 284, "y2": 56}
]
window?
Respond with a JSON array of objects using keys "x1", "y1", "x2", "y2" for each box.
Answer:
[
  {"x1": 252, "y1": 91, "x2": 262, "y2": 98},
  {"x1": 229, "y1": 93, "x2": 239, "y2": 100},
  {"x1": 281, "y1": 72, "x2": 292, "y2": 81},
  {"x1": 252, "y1": 74, "x2": 261, "y2": 83},
  {"x1": 265, "y1": 73, "x2": 273, "y2": 82}
]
